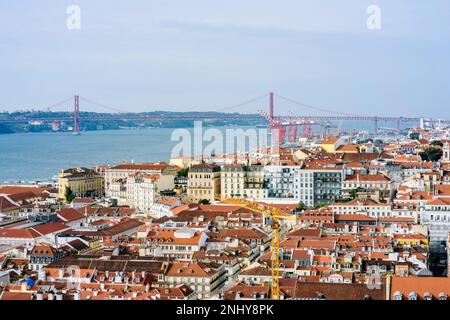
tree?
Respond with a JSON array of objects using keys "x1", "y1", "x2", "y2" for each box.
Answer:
[
  {"x1": 177, "y1": 168, "x2": 189, "y2": 177},
  {"x1": 198, "y1": 199, "x2": 211, "y2": 205},
  {"x1": 296, "y1": 201, "x2": 307, "y2": 212},
  {"x1": 64, "y1": 186, "x2": 76, "y2": 203},
  {"x1": 350, "y1": 187, "x2": 363, "y2": 199},
  {"x1": 419, "y1": 148, "x2": 443, "y2": 162},
  {"x1": 409, "y1": 132, "x2": 420, "y2": 140},
  {"x1": 430, "y1": 140, "x2": 443, "y2": 147}
]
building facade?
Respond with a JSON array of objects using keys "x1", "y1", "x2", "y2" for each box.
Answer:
[
  {"x1": 187, "y1": 164, "x2": 221, "y2": 203},
  {"x1": 58, "y1": 167, "x2": 104, "y2": 200},
  {"x1": 294, "y1": 169, "x2": 343, "y2": 207},
  {"x1": 221, "y1": 164, "x2": 265, "y2": 200}
]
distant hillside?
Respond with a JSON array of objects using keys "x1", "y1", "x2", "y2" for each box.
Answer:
[
  {"x1": 0, "y1": 110, "x2": 264, "y2": 133},
  {"x1": 0, "y1": 123, "x2": 13, "y2": 134}
]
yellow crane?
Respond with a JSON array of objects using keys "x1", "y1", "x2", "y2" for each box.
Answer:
[{"x1": 219, "y1": 196, "x2": 297, "y2": 299}]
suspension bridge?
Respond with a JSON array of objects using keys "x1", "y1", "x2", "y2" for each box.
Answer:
[{"x1": 0, "y1": 92, "x2": 446, "y2": 143}]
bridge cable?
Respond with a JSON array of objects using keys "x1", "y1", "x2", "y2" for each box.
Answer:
[
  {"x1": 273, "y1": 93, "x2": 365, "y2": 117},
  {"x1": 213, "y1": 93, "x2": 269, "y2": 113},
  {"x1": 78, "y1": 96, "x2": 128, "y2": 114}
]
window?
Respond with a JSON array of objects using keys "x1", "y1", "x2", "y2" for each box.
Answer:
[
  {"x1": 408, "y1": 292, "x2": 417, "y2": 300},
  {"x1": 423, "y1": 293, "x2": 432, "y2": 301},
  {"x1": 393, "y1": 291, "x2": 402, "y2": 300}
]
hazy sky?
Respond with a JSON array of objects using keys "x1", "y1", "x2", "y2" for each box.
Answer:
[{"x1": 0, "y1": 0, "x2": 449, "y2": 117}]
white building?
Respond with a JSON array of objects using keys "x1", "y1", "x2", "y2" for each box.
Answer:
[
  {"x1": 105, "y1": 162, "x2": 177, "y2": 204},
  {"x1": 127, "y1": 174, "x2": 175, "y2": 214},
  {"x1": 151, "y1": 198, "x2": 181, "y2": 218},
  {"x1": 264, "y1": 165, "x2": 299, "y2": 199},
  {"x1": 420, "y1": 197, "x2": 450, "y2": 246}
]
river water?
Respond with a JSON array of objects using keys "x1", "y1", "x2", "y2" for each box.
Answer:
[
  {"x1": 0, "y1": 128, "x2": 180, "y2": 182},
  {"x1": 0, "y1": 120, "x2": 410, "y2": 182}
]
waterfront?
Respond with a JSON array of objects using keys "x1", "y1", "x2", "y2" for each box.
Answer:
[
  {"x1": 0, "y1": 128, "x2": 178, "y2": 182},
  {"x1": 0, "y1": 120, "x2": 410, "y2": 182}
]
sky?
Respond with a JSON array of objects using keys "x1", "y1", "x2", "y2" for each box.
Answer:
[{"x1": 0, "y1": 0, "x2": 449, "y2": 117}]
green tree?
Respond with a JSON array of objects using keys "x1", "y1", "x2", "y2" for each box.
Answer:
[
  {"x1": 296, "y1": 201, "x2": 307, "y2": 212},
  {"x1": 350, "y1": 187, "x2": 363, "y2": 199},
  {"x1": 419, "y1": 148, "x2": 443, "y2": 162},
  {"x1": 409, "y1": 132, "x2": 420, "y2": 140},
  {"x1": 430, "y1": 140, "x2": 443, "y2": 147},
  {"x1": 198, "y1": 199, "x2": 211, "y2": 205},
  {"x1": 64, "y1": 186, "x2": 76, "y2": 203},
  {"x1": 177, "y1": 168, "x2": 189, "y2": 177}
]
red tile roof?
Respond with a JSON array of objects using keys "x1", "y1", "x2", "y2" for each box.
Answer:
[{"x1": 57, "y1": 208, "x2": 85, "y2": 222}]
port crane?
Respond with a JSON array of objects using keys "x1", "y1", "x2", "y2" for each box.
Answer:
[{"x1": 218, "y1": 196, "x2": 297, "y2": 299}]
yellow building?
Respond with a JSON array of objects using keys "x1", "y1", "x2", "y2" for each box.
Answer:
[
  {"x1": 58, "y1": 167, "x2": 104, "y2": 200},
  {"x1": 319, "y1": 136, "x2": 341, "y2": 153},
  {"x1": 187, "y1": 164, "x2": 221, "y2": 203},
  {"x1": 394, "y1": 234, "x2": 428, "y2": 247}
]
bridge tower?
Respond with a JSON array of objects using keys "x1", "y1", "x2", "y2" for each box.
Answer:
[
  {"x1": 74, "y1": 95, "x2": 80, "y2": 134},
  {"x1": 269, "y1": 92, "x2": 274, "y2": 120}
]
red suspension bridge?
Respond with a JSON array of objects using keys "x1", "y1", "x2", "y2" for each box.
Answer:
[{"x1": 0, "y1": 92, "x2": 445, "y2": 142}]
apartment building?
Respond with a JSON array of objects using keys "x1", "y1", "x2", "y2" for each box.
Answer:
[
  {"x1": 164, "y1": 262, "x2": 227, "y2": 299},
  {"x1": 342, "y1": 173, "x2": 392, "y2": 202},
  {"x1": 264, "y1": 165, "x2": 298, "y2": 199},
  {"x1": 58, "y1": 167, "x2": 104, "y2": 200},
  {"x1": 104, "y1": 162, "x2": 177, "y2": 204},
  {"x1": 294, "y1": 168, "x2": 343, "y2": 207},
  {"x1": 126, "y1": 173, "x2": 175, "y2": 214},
  {"x1": 420, "y1": 197, "x2": 450, "y2": 247},
  {"x1": 141, "y1": 227, "x2": 208, "y2": 260},
  {"x1": 221, "y1": 164, "x2": 265, "y2": 200},
  {"x1": 187, "y1": 164, "x2": 221, "y2": 203}
]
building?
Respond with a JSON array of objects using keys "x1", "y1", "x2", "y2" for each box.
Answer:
[
  {"x1": 388, "y1": 276, "x2": 450, "y2": 300},
  {"x1": 442, "y1": 142, "x2": 450, "y2": 163},
  {"x1": 141, "y1": 227, "x2": 208, "y2": 260},
  {"x1": 151, "y1": 198, "x2": 181, "y2": 218},
  {"x1": 264, "y1": 165, "x2": 298, "y2": 199},
  {"x1": 221, "y1": 164, "x2": 265, "y2": 200},
  {"x1": 164, "y1": 262, "x2": 227, "y2": 299},
  {"x1": 294, "y1": 168, "x2": 342, "y2": 207},
  {"x1": 29, "y1": 243, "x2": 65, "y2": 271},
  {"x1": 319, "y1": 137, "x2": 343, "y2": 153},
  {"x1": 187, "y1": 164, "x2": 221, "y2": 203},
  {"x1": 126, "y1": 173, "x2": 175, "y2": 214},
  {"x1": 342, "y1": 173, "x2": 392, "y2": 202},
  {"x1": 420, "y1": 197, "x2": 450, "y2": 248},
  {"x1": 330, "y1": 199, "x2": 393, "y2": 218},
  {"x1": 58, "y1": 167, "x2": 104, "y2": 200},
  {"x1": 104, "y1": 162, "x2": 177, "y2": 204}
]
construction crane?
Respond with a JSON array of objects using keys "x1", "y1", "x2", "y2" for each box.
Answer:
[{"x1": 218, "y1": 196, "x2": 297, "y2": 299}]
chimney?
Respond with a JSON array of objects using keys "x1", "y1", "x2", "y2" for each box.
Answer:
[
  {"x1": 36, "y1": 291, "x2": 44, "y2": 301},
  {"x1": 38, "y1": 269, "x2": 47, "y2": 281},
  {"x1": 56, "y1": 292, "x2": 63, "y2": 301}
]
